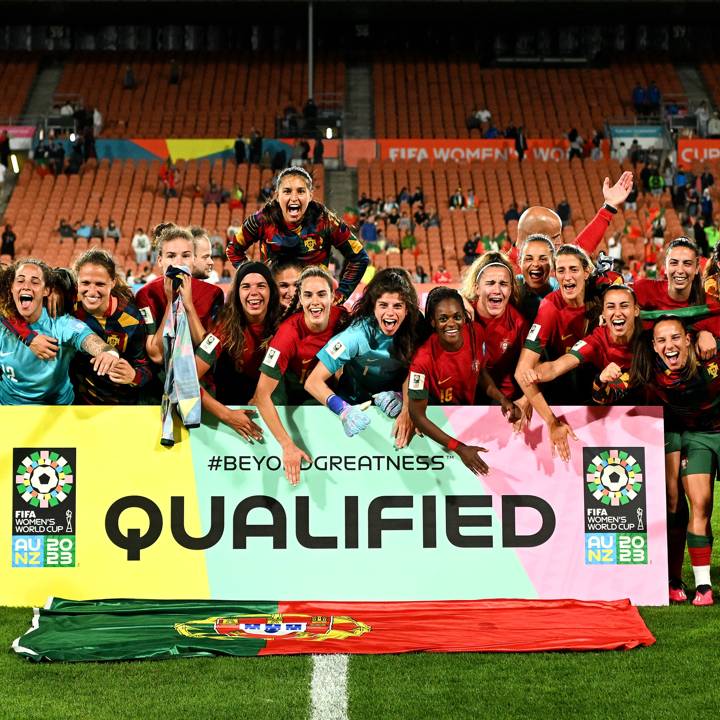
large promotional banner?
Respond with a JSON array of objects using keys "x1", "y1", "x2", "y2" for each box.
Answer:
[
  {"x1": 378, "y1": 139, "x2": 610, "y2": 163},
  {"x1": 0, "y1": 405, "x2": 667, "y2": 607},
  {"x1": 678, "y1": 139, "x2": 720, "y2": 167}
]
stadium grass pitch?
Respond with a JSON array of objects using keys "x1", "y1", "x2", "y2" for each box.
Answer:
[{"x1": 3, "y1": 499, "x2": 718, "y2": 720}]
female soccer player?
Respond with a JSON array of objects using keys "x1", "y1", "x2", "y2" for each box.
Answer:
[
  {"x1": 254, "y1": 266, "x2": 347, "y2": 484},
  {"x1": 226, "y1": 166, "x2": 369, "y2": 304},
  {"x1": 461, "y1": 251, "x2": 529, "y2": 401},
  {"x1": 0, "y1": 259, "x2": 119, "y2": 404},
  {"x1": 271, "y1": 258, "x2": 303, "y2": 310},
  {"x1": 516, "y1": 234, "x2": 557, "y2": 322},
  {"x1": 194, "y1": 261, "x2": 282, "y2": 440},
  {"x1": 305, "y1": 267, "x2": 424, "y2": 447},
  {"x1": 408, "y1": 287, "x2": 520, "y2": 475},
  {"x1": 71, "y1": 249, "x2": 152, "y2": 404},
  {"x1": 630, "y1": 317, "x2": 720, "y2": 605}
]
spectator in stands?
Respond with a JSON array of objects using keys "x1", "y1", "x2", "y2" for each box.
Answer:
[
  {"x1": 57, "y1": 218, "x2": 75, "y2": 243},
  {"x1": 59, "y1": 101, "x2": 74, "y2": 117},
  {"x1": 612, "y1": 141, "x2": 627, "y2": 163},
  {"x1": 504, "y1": 203, "x2": 520, "y2": 224},
  {"x1": 358, "y1": 192, "x2": 373, "y2": 213},
  {"x1": 414, "y1": 265, "x2": 428, "y2": 284},
  {"x1": 625, "y1": 182, "x2": 638, "y2": 211},
  {"x1": 463, "y1": 235, "x2": 480, "y2": 265},
  {"x1": 449, "y1": 187, "x2": 466, "y2": 211},
  {"x1": 649, "y1": 167, "x2": 665, "y2": 197},
  {"x1": 432, "y1": 266, "x2": 452, "y2": 284},
  {"x1": 93, "y1": 108, "x2": 103, "y2": 137},
  {"x1": 640, "y1": 164, "x2": 652, "y2": 195},
  {"x1": 75, "y1": 221, "x2": 91, "y2": 242},
  {"x1": 632, "y1": 83, "x2": 646, "y2": 114},
  {"x1": 484, "y1": 124, "x2": 500, "y2": 139},
  {"x1": 226, "y1": 219, "x2": 242, "y2": 244},
  {"x1": 303, "y1": 98, "x2": 318, "y2": 121},
  {"x1": 410, "y1": 186, "x2": 424, "y2": 205},
  {"x1": 426, "y1": 206, "x2": 441, "y2": 228},
  {"x1": 229, "y1": 185, "x2": 245, "y2": 210},
  {"x1": 607, "y1": 232, "x2": 623, "y2": 264},
  {"x1": 386, "y1": 207, "x2": 400, "y2": 226},
  {"x1": 313, "y1": 135, "x2": 324, "y2": 165},
  {"x1": 696, "y1": 101, "x2": 710, "y2": 137},
  {"x1": 708, "y1": 113, "x2": 720, "y2": 139},
  {"x1": 701, "y1": 189, "x2": 714, "y2": 224},
  {"x1": 396, "y1": 187, "x2": 411, "y2": 205},
  {"x1": 258, "y1": 181, "x2": 273, "y2": 202},
  {"x1": 1, "y1": 223, "x2": 16, "y2": 259},
  {"x1": 271, "y1": 148, "x2": 287, "y2": 172},
  {"x1": 515, "y1": 127, "x2": 528, "y2": 161},
  {"x1": 556, "y1": 199, "x2": 571, "y2": 227},
  {"x1": 131, "y1": 228, "x2": 150, "y2": 264},
  {"x1": 694, "y1": 217, "x2": 709, "y2": 257},
  {"x1": 673, "y1": 168, "x2": 687, "y2": 209},
  {"x1": 414, "y1": 204, "x2": 429, "y2": 226},
  {"x1": 687, "y1": 185, "x2": 700, "y2": 218},
  {"x1": 189, "y1": 227, "x2": 215, "y2": 281},
  {"x1": 0, "y1": 160, "x2": 6, "y2": 187},
  {"x1": 49, "y1": 140, "x2": 64, "y2": 176},
  {"x1": 647, "y1": 81, "x2": 661, "y2": 114},
  {"x1": 249, "y1": 127, "x2": 263, "y2": 164},
  {"x1": 209, "y1": 230, "x2": 225, "y2": 259},
  {"x1": 628, "y1": 140, "x2": 642, "y2": 167},
  {"x1": 105, "y1": 219, "x2": 120, "y2": 247},
  {"x1": 381, "y1": 195, "x2": 399, "y2": 218},
  {"x1": 204, "y1": 182, "x2": 224, "y2": 208},
  {"x1": 663, "y1": 162, "x2": 674, "y2": 197},
  {"x1": 159, "y1": 159, "x2": 178, "y2": 198},
  {"x1": 234, "y1": 133, "x2": 246, "y2": 164},
  {"x1": 123, "y1": 65, "x2": 136, "y2": 90},
  {"x1": 567, "y1": 129, "x2": 583, "y2": 161},
  {"x1": 90, "y1": 219, "x2": 104, "y2": 241},
  {"x1": 590, "y1": 130, "x2": 604, "y2": 160},
  {"x1": 705, "y1": 221, "x2": 720, "y2": 253},
  {"x1": 701, "y1": 167, "x2": 714, "y2": 192},
  {"x1": 505, "y1": 123, "x2": 518, "y2": 139},
  {"x1": 651, "y1": 212, "x2": 666, "y2": 241},
  {"x1": 467, "y1": 189, "x2": 476, "y2": 208},
  {"x1": 359, "y1": 215, "x2": 378, "y2": 243}
]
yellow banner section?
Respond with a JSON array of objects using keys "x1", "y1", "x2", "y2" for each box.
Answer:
[{"x1": 1, "y1": 407, "x2": 208, "y2": 607}]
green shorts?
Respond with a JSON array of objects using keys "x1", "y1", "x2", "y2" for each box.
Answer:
[
  {"x1": 681, "y1": 431, "x2": 720, "y2": 476},
  {"x1": 665, "y1": 431, "x2": 682, "y2": 455}
]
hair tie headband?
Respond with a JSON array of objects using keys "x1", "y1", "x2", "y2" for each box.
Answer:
[{"x1": 475, "y1": 261, "x2": 511, "y2": 281}]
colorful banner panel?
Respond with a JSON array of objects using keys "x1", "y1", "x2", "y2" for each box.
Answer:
[
  {"x1": 678, "y1": 139, "x2": 720, "y2": 167},
  {"x1": 0, "y1": 405, "x2": 667, "y2": 607},
  {"x1": 12, "y1": 597, "x2": 655, "y2": 662}
]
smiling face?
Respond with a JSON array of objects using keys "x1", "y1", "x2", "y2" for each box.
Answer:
[
  {"x1": 77, "y1": 263, "x2": 115, "y2": 316},
  {"x1": 474, "y1": 265, "x2": 512, "y2": 318},
  {"x1": 521, "y1": 240, "x2": 552, "y2": 290},
  {"x1": 238, "y1": 272, "x2": 270, "y2": 322},
  {"x1": 602, "y1": 288, "x2": 639, "y2": 343},
  {"x1": 432, "y1": 298, "x2": 465, "y2": 351},
  {"x1": 275, "y1": 267, "x2": 301, "y2": 309},
  {"x1": 652, "y1": 319, "x2": 691, "y2": 371},
  {"x1": 12, "y1": 263, "x2": 49, "y2": 323},
  {"x1": 277, "y1": 174, "x2": 312, "y2": 227},
  {"x1": 300, "y1": 276, "x2": 332, "y2": 331},
  {"x1": 159, "y1": 238, "x2": 194, "y2": 272},
  {"x1": 665, "y1": 245, "x2": 699, "y2": 299},
  {"x1": 555, "y1": 252, "x2": 589, "y2": 305},
  {"x1": 374, "y1": 292, "x2": 407, "y2": 336}
]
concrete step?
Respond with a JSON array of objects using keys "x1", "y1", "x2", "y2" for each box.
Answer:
[
  {"x1": 675, "y1": 63, "x2": 713, "y2": 109},
  {"x1": 345, "y1": 64, "x2": 373, "y2": 139},
  {"x1": 324, "y1": 168, "x2": 357, "y2": 215},
  {"x1": 23, "y1": 64, "x2": 64, "y2": 117}
]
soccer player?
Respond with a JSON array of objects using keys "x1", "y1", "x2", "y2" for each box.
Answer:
[
  {"x1": 408, "y1": 287, "x2": 520, "y2": 475},
  {"x1": 254, "y1": 266, "x2": 347, "y2": 484},
  {"x1": 516, "y1": 234, "x2": 557, "y2": 322},
  {"x1": 194, "y1": 261, "x2": 282, "y2": 441},
  {"x1": 136, "y1": 225, "x2": 224, "y2": 363},
  {"x1": 226, "y1": 166, "x2": 369, "y2": 303},
  {"x1": 305, "y1": 268, "x2": 424, "y2": 447},
  {"x1": 0, "y1": 259, "x2": 120, "y2": 404},
  {"x1": 270, "y1": 258, "x2": 303, "y2": 310},
  {"x1": 630, "y1": 317, "x2": 720, "y2": 605},
  {"x1": 70, "y1": 249, "x2": 152, "y2": 404},
  {"x1": 461, "y1": 251, "x2": 529, "y2": 402}
]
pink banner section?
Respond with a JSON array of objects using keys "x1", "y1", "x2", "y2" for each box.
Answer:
[{"x1": 443, "y1": 405, "x2": 668, "y2": 606}]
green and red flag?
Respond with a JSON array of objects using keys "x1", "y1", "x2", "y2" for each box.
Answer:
[{"x1": 12, "y1": 597, "x2": 655, "y2": 662}]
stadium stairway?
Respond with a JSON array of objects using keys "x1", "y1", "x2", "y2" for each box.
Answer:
[
  {"x1": 22, "y1": 59, "x2": 64, "y2": 117},
  {"x1": 344, "y1": 63, "x2": 374, "y2": 138},
  {"x1": 325, "y1": 168, "x2": 357, "y2": 218},
  {"x1": 675, "y1": 64, "x2": 713, "y2": 109}
]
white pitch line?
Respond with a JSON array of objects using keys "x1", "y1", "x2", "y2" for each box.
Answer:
[{"x1": 310, "y1": 654, "x2": 349, "y2": 720}]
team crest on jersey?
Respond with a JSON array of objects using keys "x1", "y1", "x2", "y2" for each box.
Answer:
[
  {"x1": 708, "y1": 362, "x2": 718, "y2": 379},
  {"x1": 527, "y1": 323, "x2": 541, "y2": 341},
  {"x1": 571, "y1": 340, "x2": 587, "y2": 352},
  {"x1": 303, "y1": 235, "x2": 320, "y2": 252},
  {"x1": 409, "y1": 372, "x2": 426, "y2": 390},
  {"x1": 199, "y1": 333, "x2": 220, "y2": 354},
  {"x1": 263, "y1": 347, "x2": 281, "y2": 368},
  {"x1": 327, "y1": 340, "x2": 346, "y2": 359},
  {"x1": 500, "y1": 338, "x2": 509, "y2": 353},
  {"x1": 138, "y1": 306, "x2": 154, "y2": 326}
]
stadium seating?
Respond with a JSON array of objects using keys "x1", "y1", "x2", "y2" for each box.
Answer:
[
  {"x1": 4, "y1": 159, "x2": 324, "y2": 274},
  {"x1": 0, "y1": 54, "x2": 40, "y2": 119},
  {"x1": 699, "y1": 62, "x2": 720, "y2": 110},
  {"x1": 357, "y1": 157, "x2": 696, "y2": 279},
  {"x1": 373, "y1": 60, "x2": 684, "y2": 139},
  {"x1": 54, "y1": 52, "x2": 345, "y2": 138}
]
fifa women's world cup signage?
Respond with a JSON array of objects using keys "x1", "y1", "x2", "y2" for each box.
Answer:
[{"x1": 0, "y1": 405, "x2": 668, "y2": 607}]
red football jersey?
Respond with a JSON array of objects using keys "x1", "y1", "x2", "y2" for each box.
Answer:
[
  {"x1": 523, "y1": 289, "x2": 588, "y2": 359},
  {"x1": 409, "y1": 322, "x2": 486, "y2": 405},
  {"x1": 632, "y1": 279, "x2": 689, "y2": 311},
  {"x1": 474, "y1": 304, "x2": 529, "y2": 399},
  {"x1": 260, "y1": 305, "x2": 345, "y2": 385},
  {"x1": 568, "y1": 325, "x2": 634, "y2": 371}
]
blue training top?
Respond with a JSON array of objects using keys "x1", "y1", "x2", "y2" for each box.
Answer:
[{"x1": 0, "y1": 309, "x2": 94, "y2": 405}]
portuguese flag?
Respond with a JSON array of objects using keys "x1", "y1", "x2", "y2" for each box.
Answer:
[{"x1": 12, "y1": 598, "x2": 654, "y2": 662}]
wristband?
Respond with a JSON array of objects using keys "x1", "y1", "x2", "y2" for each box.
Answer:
[
  {"x1": 602, "y1": 203, "x2": 618, "y2": 214},
  {"x1": 447, "y1": 438, "x2": 461, "y2": 452},
  {"x1": 326, "y1": 394, "x2": 349, "y2": 416}
]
